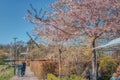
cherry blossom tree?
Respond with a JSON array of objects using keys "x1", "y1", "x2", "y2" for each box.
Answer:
[{"x1": 26, "y1": 0, "x2": 120, "y2": 80}]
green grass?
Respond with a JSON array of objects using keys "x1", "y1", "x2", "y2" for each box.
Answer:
[
  {"x1": 0, "y1": 67, "x2": 14, "y2": 80},
  {"x1": 0, "y1": 65, "x2": 6, "y2": 70}
]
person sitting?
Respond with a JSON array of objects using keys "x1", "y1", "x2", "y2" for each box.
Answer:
[
  {"x1": 109, "y1": 73, "x2": 118, "y2": 80},
  {"x1": 117, "y1": 67, "x2": 120, "y2": 80}
]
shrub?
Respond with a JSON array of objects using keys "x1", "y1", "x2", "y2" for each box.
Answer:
[
  {"x1": 0, "y1": 59, "x2": 5, "y2": 64},
  {"x1": 69, "y1": 75, "x2": 85, "y2": 80},
  {"x1": 47, "y1": 74, "x2": 85, "y2": 80},
  {"x1": 47, "y1": 73, "x2": 59, "y2": 80},
  {"x1": 99, "y1": 56, "x2": 117, "y2": 80}
]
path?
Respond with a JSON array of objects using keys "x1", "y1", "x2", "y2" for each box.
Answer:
[{"x1": 10, "y1": 67, "x2": 38, "y2": 80}]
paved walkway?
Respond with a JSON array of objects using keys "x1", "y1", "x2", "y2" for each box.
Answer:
[{"x1": 10, "y1": 67, "x2": 38, "y2": 80}]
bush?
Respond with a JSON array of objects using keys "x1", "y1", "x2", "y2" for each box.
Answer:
[
  {"x1": 99, "y1": 56, "x2": 117, "y2": 80},
  {"x1": 47, "y1": 73, "x2": 59, "y2": 80},
  {"x1": 47, "y1": 74, "x2": 85, "y2": 80},
  {"x1": 0, "y1": 52, "x2": 8, "y2": 65},
  {"x1": 0, "y1": 58, "x2": 6, "y2": 65},
  {"x1": 0, "y1": 59, "x2": 4, "y2": 64},
  {"x1": 69, "y1": 75, "x2": 85, "y2": 80}
]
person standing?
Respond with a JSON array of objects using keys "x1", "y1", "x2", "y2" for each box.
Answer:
[
  {"x1": 21, "y1": 61, "x2": 26, "y2": 76},
  {"x1": 17, "y1": 63, "x2": 22, "y2": 77}
]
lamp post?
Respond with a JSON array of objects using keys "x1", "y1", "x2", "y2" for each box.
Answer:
[{"x1": 13, "y1": 37, "x2": 17, "y2": 75}]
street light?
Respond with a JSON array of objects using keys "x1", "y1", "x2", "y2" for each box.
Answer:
[{"x1": 13, "y1": 37, "x2": 17, "y2": 75}]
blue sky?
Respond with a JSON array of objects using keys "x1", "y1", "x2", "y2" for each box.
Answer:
[{"x1": 0, "y1": 0, "x2": 55, "y2": 44}]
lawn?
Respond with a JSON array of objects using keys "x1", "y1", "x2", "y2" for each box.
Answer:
[
  {"x1": 0, "y1": 67, "x2": 14, "y2": 80},
  {"x1": 0, "y1": 65, "x2": 6, "y2": 70}
]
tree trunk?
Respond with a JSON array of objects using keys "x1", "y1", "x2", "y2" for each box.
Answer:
[
  {"x1": 58, "y1": 49, "x2": 62, "y2": 79},
  {"x1": 92, "y1": 39, "x2": 97, "y2": 80}
]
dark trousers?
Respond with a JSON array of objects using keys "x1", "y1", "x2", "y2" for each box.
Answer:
[{"x1": 21, "y1": 68, "x2": 25, "y2": 76}]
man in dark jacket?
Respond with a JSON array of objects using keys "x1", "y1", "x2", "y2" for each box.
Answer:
[{"x1": 21, "y1": 61, "x2": 26, "y2": 76}]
